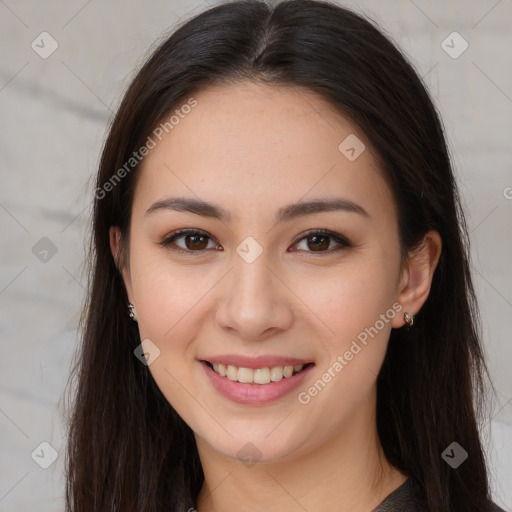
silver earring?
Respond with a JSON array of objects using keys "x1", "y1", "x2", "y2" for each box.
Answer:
[
  {"x1": 127, "y1": 303, "x2": 137, "y2": 321},
  {"x1": 404, "y1": 312, "x2": 414, "y2": 329}
]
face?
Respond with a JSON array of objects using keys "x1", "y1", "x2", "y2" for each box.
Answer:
[{"x1": 112, "y1": 81, "x2": 412, "y2": 464}]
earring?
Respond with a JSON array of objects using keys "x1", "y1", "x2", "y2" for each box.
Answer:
[
  {"x1": 404, "y1": 312, "x2": 414, "y2": 329},
  {"x1": 127, "y1": 303, "x2": 137, "y2": 321}
]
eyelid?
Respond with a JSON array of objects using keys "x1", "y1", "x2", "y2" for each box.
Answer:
[{"x1": 158, "y1": 228, "x2": 353, "y2": 255}]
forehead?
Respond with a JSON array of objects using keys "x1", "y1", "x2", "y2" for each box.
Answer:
[{"x1": 133, "y1": 81, "x2": 396, "y2": 225}]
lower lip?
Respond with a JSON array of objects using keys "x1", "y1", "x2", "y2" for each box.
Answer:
[{"x1": 200, "y1": 361, "x2": 314, "y2": 405}]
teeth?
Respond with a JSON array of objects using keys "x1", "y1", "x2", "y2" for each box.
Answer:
[
  {"x1": 237, "y1": 367, "x2": 253, "y2": 383},
  {"x1": 226, "y1": 364, "x2": 238, "y2": 381},
  {"x1": 254, "y1": 368, "x2": 271, "y2": 384},
  {"x1": 210, "y1": 362, "x2": 305, "y2": 384},
  {"x1": 270, "y1": 366, "x2": 283, "y2": 381}
]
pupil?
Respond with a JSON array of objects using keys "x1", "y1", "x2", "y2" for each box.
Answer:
[
  {"x1": 309, "y1": 235, "x2": 329, "y2": 251},
  {"x1": 187, "y1": 234, "x2": 207, "y2": 250}
]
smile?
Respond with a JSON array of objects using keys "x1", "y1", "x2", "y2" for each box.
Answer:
[
  {"x1": 200, "y1": 360, "x2": 315, "y2": 405},
  {"x1": 206, "y1": 361, "x2": 312, "y2": 385}
]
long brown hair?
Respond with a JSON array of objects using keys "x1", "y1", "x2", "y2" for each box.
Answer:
[{"x1": 64, "y1": 1, "x2": 498, "y2": 510}]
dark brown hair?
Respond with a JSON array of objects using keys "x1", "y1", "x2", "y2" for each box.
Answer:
[{"x1": 64, "y1": 1, "x2": 499, "y2": 510}]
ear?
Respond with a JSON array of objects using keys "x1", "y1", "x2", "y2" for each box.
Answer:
[
  {"x1": 109, "y1": 226, "x2": 134, "y2": 303},
  {"x1": 391, "y1": 230, "x2": 442, "y2": 328}
]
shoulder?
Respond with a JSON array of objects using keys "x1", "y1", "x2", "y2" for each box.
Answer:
[
  {"x1": 372, "y1": 478, "x2": 508, "y2": 512},
  {"x1": 371, "y1": 478, "x2": 420, "y2": 511}
]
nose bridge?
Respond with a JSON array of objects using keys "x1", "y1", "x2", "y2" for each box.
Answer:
[
  {"x1": 231, "y1": 245, "x2": 276, "y2": 314},
  {"x1": 233, "y1": 248, "x2": 272, "y2": 298},
  {"x1": 232, "y1": 232, "x2": 274, "y2": 295}
]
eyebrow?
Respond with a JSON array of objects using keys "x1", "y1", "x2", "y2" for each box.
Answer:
[{"x1": 145, "y1": 196, "x2": 369, "y2": 222}]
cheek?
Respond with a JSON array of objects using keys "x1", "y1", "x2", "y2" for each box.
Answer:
[
  {"x1": 128, "y1": 243, "x2": 215, "y2": 342},
  {"x1": 297, "y1": 257, "x2": 398, "y2": 342},
  {"x1": 293, "y1": 251, "x2": 398, "y2": 397},
  {"x1": 294, "y1": 277, "x2": 394, "y2": 427},
  {"x1": 128, "y1": 253, "x2": 212, "y2": 422}
]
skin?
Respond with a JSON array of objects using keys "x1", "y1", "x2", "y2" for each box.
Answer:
[{"x1": 110, "y1": 81, "x2": 442, "y2": 512}]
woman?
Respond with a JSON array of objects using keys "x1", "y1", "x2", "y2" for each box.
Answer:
[{"x1": 64, "y1": 0, "x2": 506, "y2": 510}]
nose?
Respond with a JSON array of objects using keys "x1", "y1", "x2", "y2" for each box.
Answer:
[{"x1": 215, "y1": 256, "x2": 293, "y2": 341}]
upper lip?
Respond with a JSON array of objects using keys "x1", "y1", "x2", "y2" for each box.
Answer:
[{"x1": 201, "y1": 355, "x2": 314, "y2": 369}]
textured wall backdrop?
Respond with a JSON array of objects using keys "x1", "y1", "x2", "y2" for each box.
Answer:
[{"x1": 0, "y1": 0, "x2": 511, "y2": 510}]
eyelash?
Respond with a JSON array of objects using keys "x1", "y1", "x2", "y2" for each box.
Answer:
[{"x1": 158, "y1": 228, "x2": 354, "y2": 256}]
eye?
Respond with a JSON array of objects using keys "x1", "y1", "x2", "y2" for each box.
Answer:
[
  {"x1": 159, "y1": 228, "x2": 353, "y2": 255},
  {"x1": 158, "y1": 229, "x2": 221, "y2": 255},
  {"x1": 290, "y1": 229, "x2": 353, "y2": 254}
]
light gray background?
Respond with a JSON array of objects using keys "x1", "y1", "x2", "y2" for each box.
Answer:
[{"x1": 0, "y1": 0, "x2": 511, "y2": 510}]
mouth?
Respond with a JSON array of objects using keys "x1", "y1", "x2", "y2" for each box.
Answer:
[{"x1": 202, "y1": 360, "x2": 315, "y2": 385}]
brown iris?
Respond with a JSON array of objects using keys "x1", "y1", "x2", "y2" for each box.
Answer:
[
  {"x1": 307, "y1": 234, "x2": 330, "y2": 251},
  {"x1": 184, "y1": 233, "x2": 209, "y2": 250}
]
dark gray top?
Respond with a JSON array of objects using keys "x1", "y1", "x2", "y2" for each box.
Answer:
[{"x1": 371, "y1": 478, "x2": 506, "y2": 511}]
